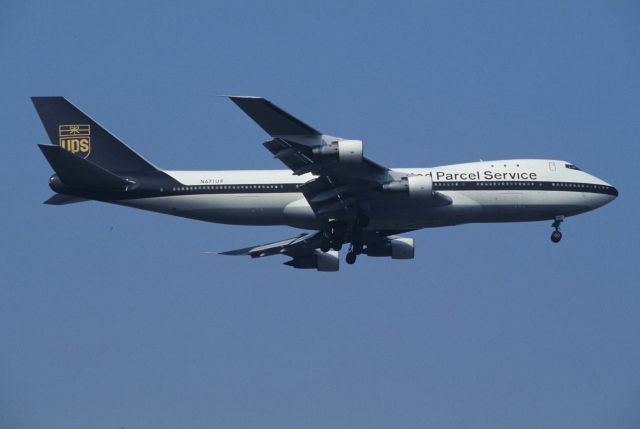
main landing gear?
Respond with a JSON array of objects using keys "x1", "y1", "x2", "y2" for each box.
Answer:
[
  {"x1": 321, "y1": 215, "x2": 370, "y2": 266},
  {"x1": 551, "y1": 215, "x2": 564, "y2": 243},
  {"x1": 320, "y1": 221, "x2": 345, "y2": 252},
  {"x1": 345, "y1": 215, "x2": 369, "y2": 265}
]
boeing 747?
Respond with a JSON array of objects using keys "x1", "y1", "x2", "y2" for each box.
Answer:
[{"x1": 33, "y1": 97, "x2": 618, "y2": 271}]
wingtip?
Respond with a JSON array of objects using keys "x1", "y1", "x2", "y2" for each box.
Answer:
[
  {"x1": 203, "y1": 251, "x2": 243, "y2": 256},
  {"x1": 218, "y1": 249, "x2": 252, "y2": 256},
  {"x1": 208, "y1": 93, "x2": 264, "y2": 100},
  {"x1": 228, "y1": 95, "x2": 264, "y2": 99}
]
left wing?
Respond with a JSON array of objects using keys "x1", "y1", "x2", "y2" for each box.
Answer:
[
  {"x1": 220, "y1": 232, "x2": 340, "y2": 271},
  {"x1": 228, "y1": 96, "x2": 321, "y2": 137},
  {"x1": 229, "y1": 96, "x2": 387, "y2": 177},
  {"x1": 228, "y1": 96, "x2": 451, "y2": 220},
  {"x1": 228, "y1": 96, "x2": 391, "y2": 220}
]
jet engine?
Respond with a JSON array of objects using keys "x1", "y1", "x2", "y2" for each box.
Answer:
[
  {"x1": 316, "y1": 249, "x2": 340, "y2": 271},
  {"x1": 284, "y1": 250, "x2": 340, "y2": 271},
  {"x1": 382, "y1": 175, "x2": 433, "y2": 198},
  {"x1": 364, "y1": 237, "x2": 415, "y2": 259},
  {"x1": 312, "y1": 140, "x2": 363, "y2": 163}
]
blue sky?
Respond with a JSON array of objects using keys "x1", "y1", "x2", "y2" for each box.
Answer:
[{"x1": 1, "y1": 1, "x2": 639, "y2": 427}]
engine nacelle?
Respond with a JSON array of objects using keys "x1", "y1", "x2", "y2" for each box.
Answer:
[
  {"x1": 312, "y1": 140, "x2": 363, "y2": 163},
  {"x1": 382, "y1": 175, "x2": 433, "y2": 199},
  {"x1": 285, "y1": 250, "x2": 339, "y2": 271},
  {"x1": 315, "y1": 250, "x2": 340, "y2": 271},
  {"x1": 364, "y1": 237, "x2": 415, "y2": 259}
]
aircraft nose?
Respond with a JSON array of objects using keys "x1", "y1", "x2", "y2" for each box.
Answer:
[
  {"x1": 586, "y1": 171, "x2": 618, "y2": 199},
  {"x1": 600, "y1": 181, "x2": 618, "y2": 206},
  {"x1": 602, "y1": 180, "x2": 618, "y2": 199},
  {"x1": 585, "y1": 173, "x2": 618, "y2": 208}
]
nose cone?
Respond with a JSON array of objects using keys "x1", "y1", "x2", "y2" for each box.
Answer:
[
  {"x1": 611, "y1": 185, "x2": 619, "y2": 198},
  {"x1": 605, "y1": 184, "x2": 618, "y2": 206},
  {"x1": 600, "y1": 178, "x2": 618, "y2": 199},
  {"x1": 592, "y1": 177, "x2": 618, "y2": 209}
]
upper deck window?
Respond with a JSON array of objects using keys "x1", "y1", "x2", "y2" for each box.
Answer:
[{"x1": 565, "y1": 164, "x2": 582, "y2": 171}]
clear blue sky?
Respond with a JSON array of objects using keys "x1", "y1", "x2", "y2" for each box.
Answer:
[{"x1": 1, "y1": 1, "x2": 639, "y2": 428}]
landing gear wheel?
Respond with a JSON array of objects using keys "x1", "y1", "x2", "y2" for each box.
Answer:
[
  {"x1": 331, "y1": 241, "x2": 343, "y2": 251},
  {"x1": 320, "y1": 241, "x2": 331, "y2": 252},
  {"x1": 346, "y1": 251, "x2": 357, "y2": 265},
  {"x1": 550, "y1": 215, "x2": 564, "y2": 244}
]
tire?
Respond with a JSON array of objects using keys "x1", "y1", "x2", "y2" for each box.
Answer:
[
  {"x1": 320, "y1": 241, "x2": 331, "y2": 252},
  {"x1": 551, "y1": 230, "x2": 562, "y2": 243},
  {"x1": 331, "y1": 241, "x2": 343, "y2": 251},
  {"x1": 346, "y1": 252, "x2": 357, "y2": 265}
]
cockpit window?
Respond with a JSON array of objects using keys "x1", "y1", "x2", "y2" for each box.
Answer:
[{"x1": 565, "y1": 164, "x2": 581, "y2": 171}]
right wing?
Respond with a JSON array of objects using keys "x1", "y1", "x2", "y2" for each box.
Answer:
[
  {"x1": 220, "y1": 231, "x2": 340, "y2": 271},
  {"x1": 219, "y1": 229, "x2": 418, "y2": 271},
  {"x1": 220, "y1": 232, "x2": 322, "y2": 258}
]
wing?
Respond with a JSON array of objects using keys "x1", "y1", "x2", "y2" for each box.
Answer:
[
  {"x1": 219, "y1": 229, "x2": 419, "y2": 271},
  {"x1": 220, "y1": 232, "x2": 339, "y2": 271},
  {"x1": 229, "y1": 96, "x2": 386, "y2": 175},
  {"x1": 228, "y1": 96, "x2": 391, "y2": 219},
  {"x1": 228, "y1": 96, "x2": 321, "y2": 137}
]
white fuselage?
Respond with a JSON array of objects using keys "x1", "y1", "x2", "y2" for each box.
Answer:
[{"x1": 116, "y1": 159, "x2": 617, "y2": 231}]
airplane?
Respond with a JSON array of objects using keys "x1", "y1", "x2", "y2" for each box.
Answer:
[{"x1": 33, "y1": 96, "x2": 618, "y2": 271}]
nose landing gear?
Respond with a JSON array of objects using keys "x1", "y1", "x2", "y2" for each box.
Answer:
[
  {"x1": 346, "y1": 249, "x2": 357, "y2": 265},
  {"x1": 550, "y1": 215, "x2": 564, "y2": 243}
]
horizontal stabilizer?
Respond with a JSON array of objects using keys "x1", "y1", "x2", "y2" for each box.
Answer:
[
  {"x1": 39, "y1": 144, "x2": 130, "y2": 189},
  {"x1": 44, "y1": 194, "x2": 89, "y2": 205},
  {"x1": 229, "y1": 96, "x2": 320, "y2": 136}
]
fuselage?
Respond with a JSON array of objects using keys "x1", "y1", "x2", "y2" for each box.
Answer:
[{"x1": 113, "y1": 159, "x2": 618, "y2": 231}]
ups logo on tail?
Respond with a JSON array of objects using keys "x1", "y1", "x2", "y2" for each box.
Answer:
[{"x1": 59, "y1": 124, "x2": 90, "y2": 159}]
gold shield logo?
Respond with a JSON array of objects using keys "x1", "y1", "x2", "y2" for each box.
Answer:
[{"x1": 59, "y1": 124, "x2": 91, "y2": 159}]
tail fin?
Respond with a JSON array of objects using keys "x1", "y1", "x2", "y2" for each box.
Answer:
[{"x1": 31, "y1": 97, "x2": 158, "y2": 174}]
